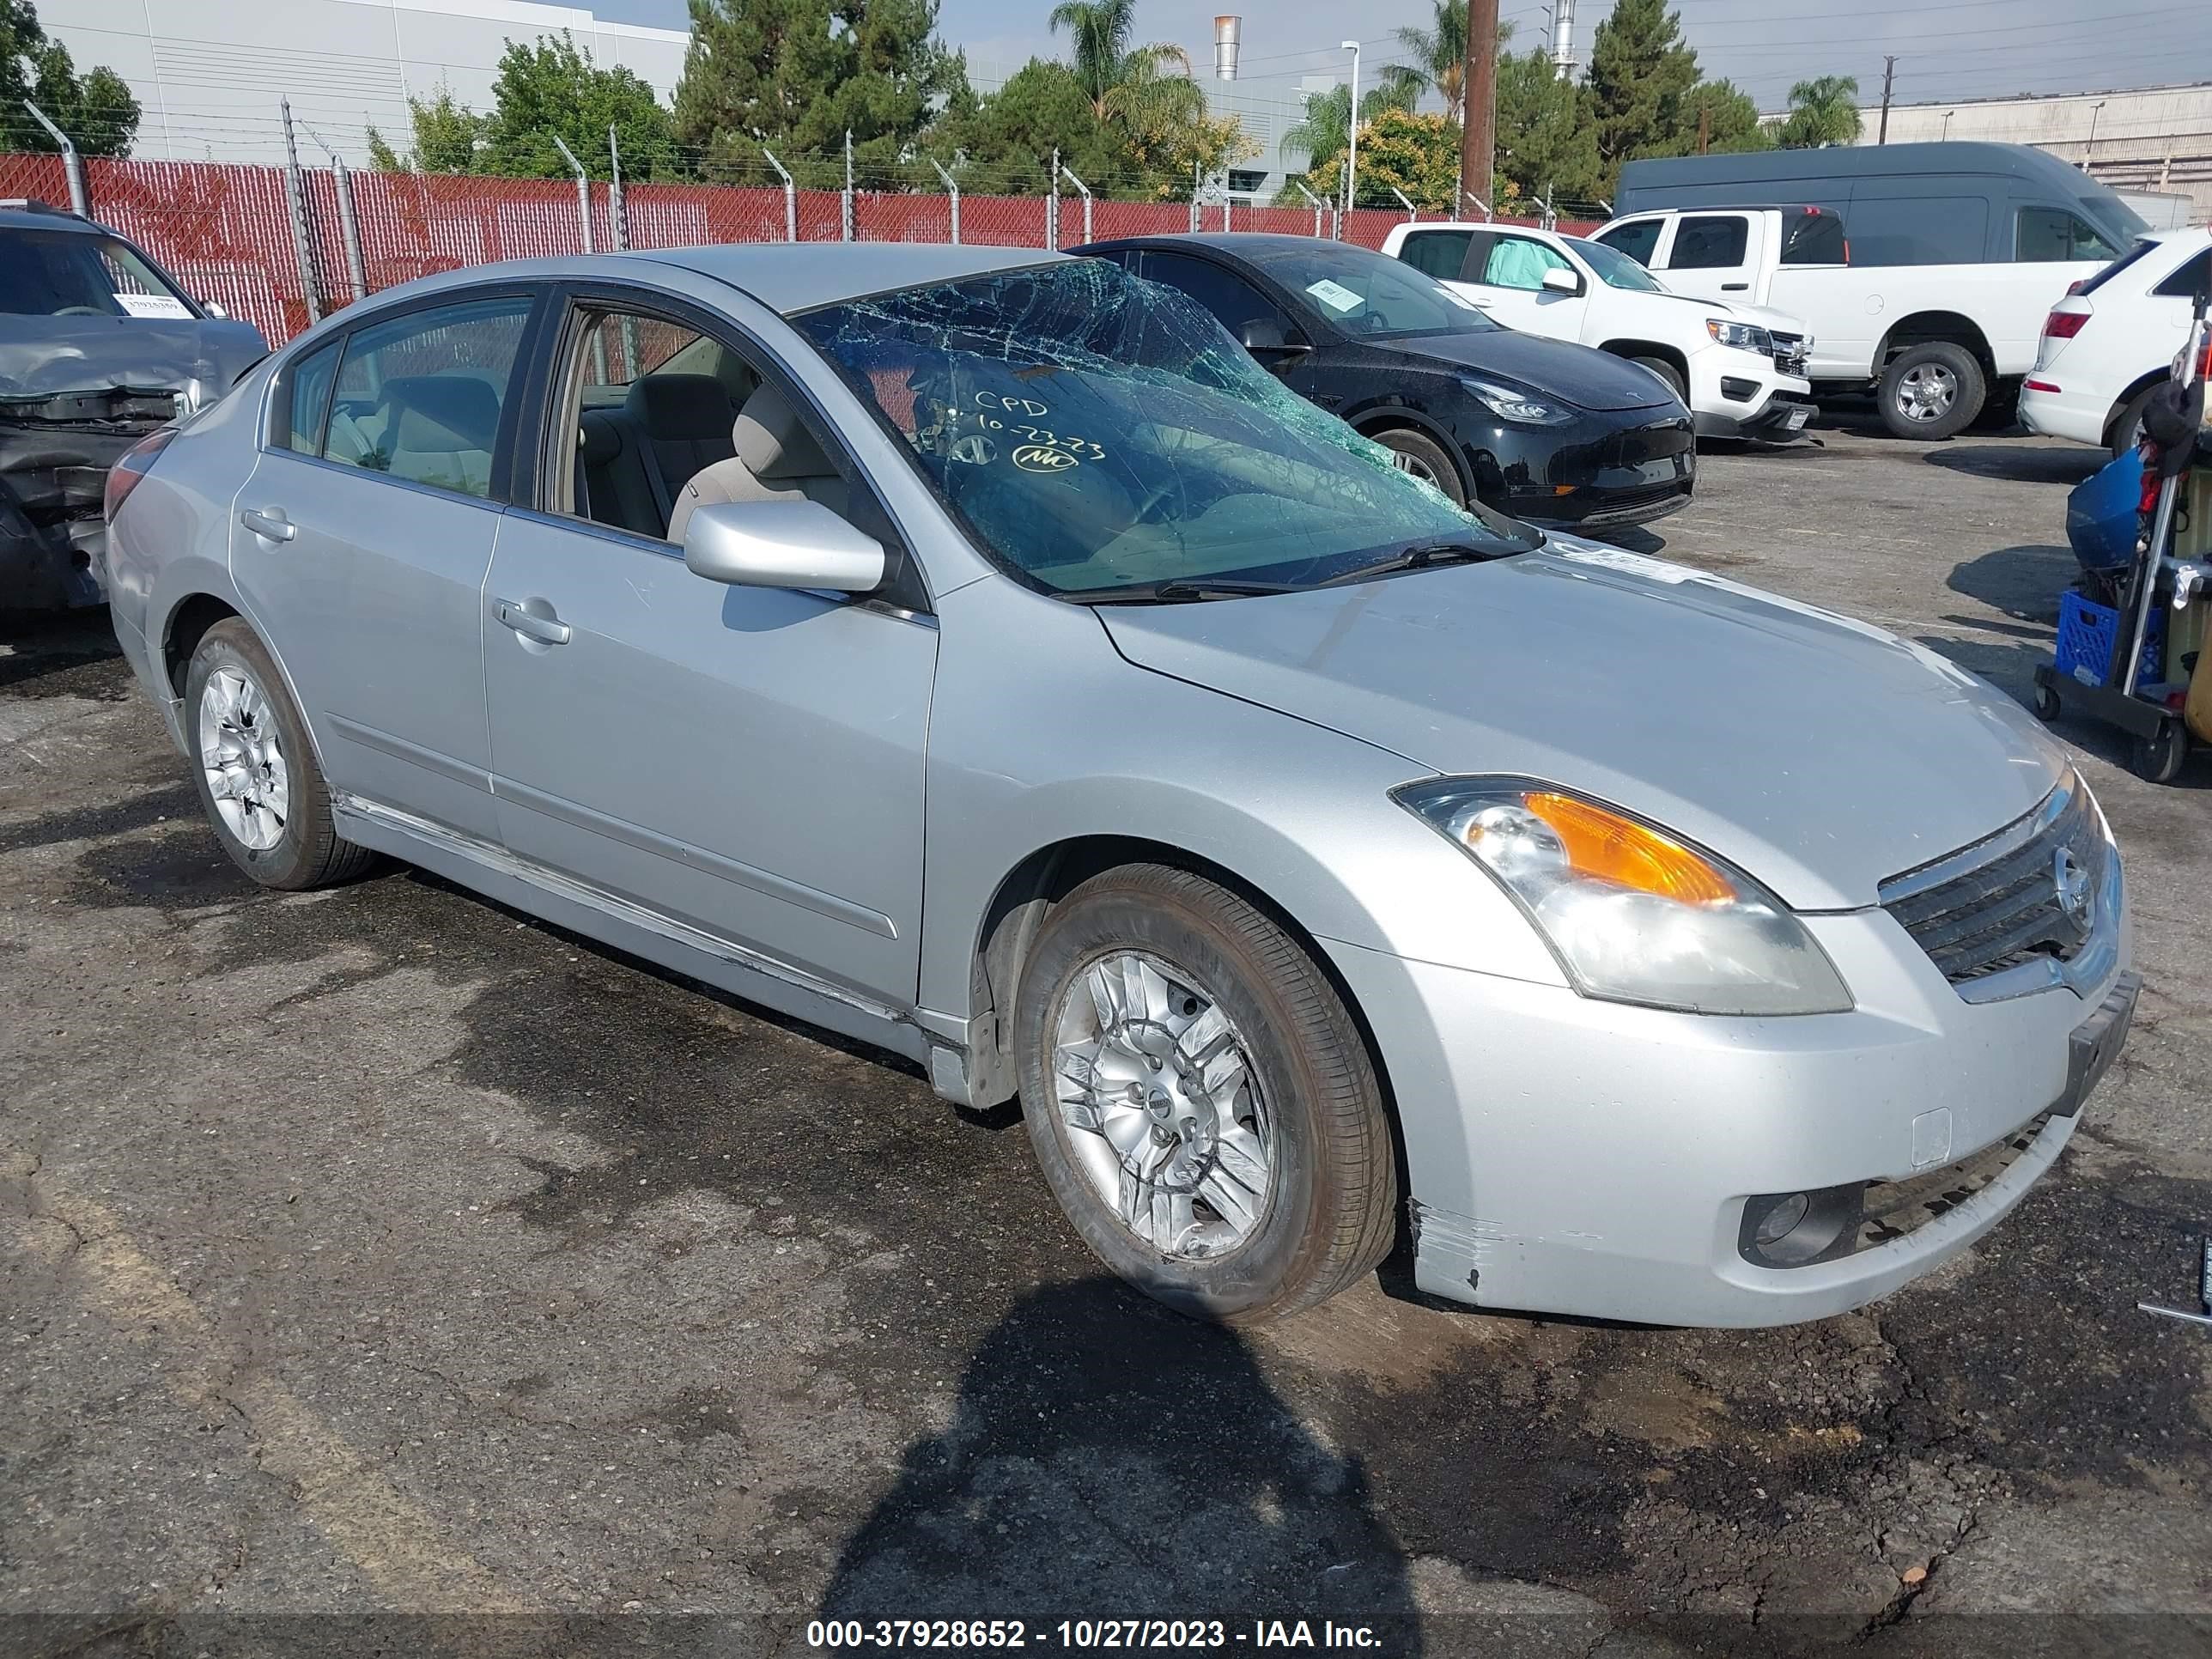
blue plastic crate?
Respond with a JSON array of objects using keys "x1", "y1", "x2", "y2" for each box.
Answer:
[{"x1": 2056, "y1": 587, "x2": 2165, "y2": 686}]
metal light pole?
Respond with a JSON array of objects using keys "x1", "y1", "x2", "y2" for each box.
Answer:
[
  {"x1": 1058, "y1": 159, "x2": 1092, "y2": 245},
  {"x1": 1293, "y1": 179, "x2": 1326, "y2": 239},
  {"x1": 21, "y1": 101, "x2": 88, "y2": 216},
  {"x1": 929, "y1": 157, "x2": 962, "y2": 244},
  {"x1": 1342, "y1": 40, "x2": 1361, "y2": 218},
  {"x1": 302, "y1": 123, "x2": 367, "y2": 303},
  {"x1": 550, "y1": 133, "x2": 595, "y2": 253},
  {"x1": 2087, "y1": 100, "x2": 2107, "y2": 161},
  {"x1": 763, "y1": 147, "x2": 796, "y2": 241}
]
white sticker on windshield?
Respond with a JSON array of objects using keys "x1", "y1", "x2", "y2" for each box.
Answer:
[
  {"x1": 115, "y1": 293, "x2": 191, "y2": 319},
  {"x1": 1304, "y1": 278, "x2": 1364, "y2": 313}
]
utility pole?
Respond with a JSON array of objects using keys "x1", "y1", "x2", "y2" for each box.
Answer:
[
  {"x1": 1877, "y1": 56, "x2": 1898, "y2": 145},
  {"x1": 1461, "y1": 0, "x2": 1500, "y2": 231},
  {"x1": 1698, "y1": 106, "x2": 1711, "y2": 155}
]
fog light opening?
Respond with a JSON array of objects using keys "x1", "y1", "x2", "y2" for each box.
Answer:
[
  {"x1": 1753, "y1": 1191, "x2": 1809, "y2": 1248},
  {"x1": 1739, "y1": 1183, "x2": 1864, "y2": 1268}
]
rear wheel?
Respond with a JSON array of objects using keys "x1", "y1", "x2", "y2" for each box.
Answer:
[
  {"x1": 1370, "y1": 427, "x2": 1467, "y2": 506},
  {"x1": 1878, "y1": 342, "x2": 1984, "y2": 440},
  {"x1": 185, "y1": 620, "x2": 374, "y2": 890},
  {"x1": 1015, "y1": 864, "x2": 1399, "y2": 1322},
  {"x1": 1630, "y1": 356, "x2": 1686, "y2": 404}
]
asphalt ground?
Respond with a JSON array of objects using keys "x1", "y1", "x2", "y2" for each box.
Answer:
[{"x1": 3, "y1": 409, "x2": 2209, "y2": 1659}]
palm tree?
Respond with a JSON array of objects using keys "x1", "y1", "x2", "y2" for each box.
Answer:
[
  {"x1": 1389, "y1": 0, "x2": 1512, "y2": 125},
  {"x1": 1048, "y1": 0, "x2": 1197, "y2": 124},
  {"x1": 1281, "y1": 76, "x2": 1417, "y2": 176},
  {"x1": 1778, "y1": 75, "x2": 1863, "y2": 149}
]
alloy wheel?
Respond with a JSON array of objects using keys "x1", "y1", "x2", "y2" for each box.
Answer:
[
  {"x1": 1050, "y1": 951, "x2": 1275, "y2": 1260},
  {"x1": 1896, "y1": 363, "x2": 1958, "y2": 425},
  {"x1": 198, "y1": 664, "x2": 291, "y2": 852},
  {"x1": 1389, "y1": 449, "x2": 1441, "y2": 487}
]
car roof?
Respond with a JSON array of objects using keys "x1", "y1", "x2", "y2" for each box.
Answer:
[
  {"x1": 1079, "y1": 233, "x2": 1340, "y2": 257},
  {"x1": 629, "y1": 242, "x2": 1068, "y2": 315},
  {"x1": 0, "y1": 202, "x2": 108, "y2": 235}
]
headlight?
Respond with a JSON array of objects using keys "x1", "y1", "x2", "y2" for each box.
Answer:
[
  {"x1": 1457, "y1": 376, "x2": 1573, "y2": 426},
  {"x1": 1705, "y1": 319, "x2": 1774, "y2": 355},
  {"x1": 1394, "y1": 779, "x2": 1852, "y2": 1016}
]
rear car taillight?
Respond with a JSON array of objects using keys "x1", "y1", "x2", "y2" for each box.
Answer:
[
  {"x1": 2043, "y1": 309, "x2": 2089, "y2": 339},
  {"x1": 103, "y1": 426, "x2": 176, "y2": 523}
]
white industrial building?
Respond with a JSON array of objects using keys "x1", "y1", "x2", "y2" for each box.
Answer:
[{"x1": 44, "y1": 0, "x2": 689, "y2": 166}]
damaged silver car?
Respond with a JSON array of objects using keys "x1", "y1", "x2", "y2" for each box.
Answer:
[{"x1": 1, "y1": 199, "x2": 266, "y2": 609}]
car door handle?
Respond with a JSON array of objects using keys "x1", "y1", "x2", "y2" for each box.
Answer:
[
  {"x1": 495, "y1": 599, "x2": 573, "y2": 646},
  {"x1": 239, "y1": 507, "x2": 295, "y2": 542},
  {"x1": 1721, "y1": 282, "x2": 1749, "y2": 291}
]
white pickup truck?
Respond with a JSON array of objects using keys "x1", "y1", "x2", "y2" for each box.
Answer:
[
  {"x1": 1590, "y1": 205, "x2": 2111, "y2": 439},
  {"x1": 1381, "y1": 219, "x2": 1815, "y2": 441}
]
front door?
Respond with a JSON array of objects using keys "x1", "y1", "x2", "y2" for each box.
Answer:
[
  {"x1": 479, "y1": 295, "x2": 936, "y2": 1003},
  {"x1": 1452, "y1": 231, "x2": 1589, "y2": 341},
  {"x1": 230, "y1": 290, "x2": 540, "y2": 839}
]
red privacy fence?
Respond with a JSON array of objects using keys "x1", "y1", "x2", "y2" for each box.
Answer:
[{"x1": 1, "y1": 151, "x2": 1589, "y2": 348}]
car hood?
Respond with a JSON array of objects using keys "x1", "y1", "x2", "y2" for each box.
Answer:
[
  {"x1": 1714, "y1": 298, "x2": 1812, "y2": 337},
  {"x1": 0, "y1": 314, "x2": 270, "y2": 400},
  {"x1": 1098, "y1": 541, "x2": 2067, "y2": 909},
  {"x1": 1385, "y1": 329, "x2": 1677, "y2": 412}
]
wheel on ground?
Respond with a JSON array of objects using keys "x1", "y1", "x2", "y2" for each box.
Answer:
[
  {"x1": 2107, "y1": 383, "x2": 2160, "y2": 459},
  {"x1": 1878, "y1": 342, "x2": 1984, "y2": 441},
  {"x1": 185, "y1": 618, "x2": 374, "y2": 889},
  {"x1": 1014, "y1": 863, "x2": 1399, "y2": 1322},
  {"x1": 2131, "y1": 720, "x2": 2189, "y2": 784},
  {"x1": 1630, "y1": 356, "x2": 1687, "y2": 404},
  {"x1": 2031, "y1": 681, "x2": 2063, "y2": 722},
  {"x1": 1370, "y1": 427, "x2": 1466, "y2": 506}
]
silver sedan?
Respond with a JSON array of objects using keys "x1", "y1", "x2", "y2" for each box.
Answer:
[{"x1": 103, "y1": 244, "x2": 2135, "y2": 1326}]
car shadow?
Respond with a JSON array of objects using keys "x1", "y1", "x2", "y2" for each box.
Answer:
[
  {"x1": 1923, "y1": 446, "x2": 2106, "y2": 486},
  {"x1": 0, "y1": 605, "x2": 123, "y2": 696},
  {"x1": 815, "y1": 1276, "x2": 1426, "y2": 1650}
]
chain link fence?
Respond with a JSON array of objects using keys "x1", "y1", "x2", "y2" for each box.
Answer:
[{"x1": 2, "y1": 149, "x2": 1593, "y2": 348}]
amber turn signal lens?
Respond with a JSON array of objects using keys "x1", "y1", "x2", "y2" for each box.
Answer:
[{"x1": 1522, "y1": 791, "x2": 1736, "y2": 905}]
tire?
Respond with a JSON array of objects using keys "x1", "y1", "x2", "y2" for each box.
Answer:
[
  {"x1": 1630, "y1": 356, "x2": 1687, "y2": 404},
  {"x1": 185, "y1": 618, "x2": 374, "y2": 890},
  {"x1": 1878, "y1": 341, "x2": 1984, "y2": 441},
  {"x1": 2131, "y1": 720, "x2": 2189, "y2": 784},
  {"x1": 1370, "y1": 427, "x2": 1467, "y2": 506},
  {"x1": 2108, "y1": 383, "x2": 2160, "y2": 459},
  {"x1": 1014, "y1": 864, "x2": 1398, "y2": 1323}
]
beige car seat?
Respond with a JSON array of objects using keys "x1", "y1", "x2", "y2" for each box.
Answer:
[{"x1": 666, "y1": 382, "x2": 849, "y2": 544}]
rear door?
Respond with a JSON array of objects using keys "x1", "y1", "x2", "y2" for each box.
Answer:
[
  {"x1": 231, "y1": 289, "x2": 543, "y2": 840},
  {"x1": 1654, "y1": 212, "x2": 1758, "y2": 301}
]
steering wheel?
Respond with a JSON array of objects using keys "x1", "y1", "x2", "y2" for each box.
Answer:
[{"x1": 55, "y1": 305, "x2": 107, "y2": 317}]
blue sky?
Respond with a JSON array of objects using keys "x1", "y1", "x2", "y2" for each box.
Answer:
[{"x1": 588, "y1": 0, "x2": 2212, "y2": 114}]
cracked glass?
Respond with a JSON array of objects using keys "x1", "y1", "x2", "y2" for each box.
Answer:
[{"x1": 795, "y1": 259, "x2": 1522, "y2": 598}]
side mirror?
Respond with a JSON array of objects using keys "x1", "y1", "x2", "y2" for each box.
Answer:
[
  {"x1": 683, "y1": 499, "x2": 886, "y2": 593},
  {"x1": 1241, "y1": 319, "x2": 1310, "y2": 357},
  {"x1": 202, "y1": 301, "x2": 228, "y2": 319},
  {"x1": 1540, "y1": 267, "x2": 1582, "y2": 295}
]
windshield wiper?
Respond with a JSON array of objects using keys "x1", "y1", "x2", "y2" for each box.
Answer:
[
  {"x1": 1060, "y1": 578, "x2": 1303, "y2": 605},
  {"x1": 1318, "y1": 539, "x2": 1516, "y2": 586}
]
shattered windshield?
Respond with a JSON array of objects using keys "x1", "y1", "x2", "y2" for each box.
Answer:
[
  {"x1": 0, "y1": 231, "x2": 194, "y2": 319},
  {"x1": 795, "y1": 260, "x2": 1522, "y2": 598}
]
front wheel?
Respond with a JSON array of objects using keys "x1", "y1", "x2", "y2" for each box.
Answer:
[
  {"x1": 1370, "y1": 427, "x2": 1468, "y2": 507},
  {"x1": 1630, "y1": 356, "x2": 1687, "y2": 404},
  {"x1": 1878, "y1": 342, "x2": 1984, "y2": 441},
  {"x1": 1015, "y1": 865, "x2": 1400, "y2": 1322}
]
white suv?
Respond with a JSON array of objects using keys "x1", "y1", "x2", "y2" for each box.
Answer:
[
  {"x1": 1382, "y1": 220, "x2": 1815, "y2": 441},
  {"x1": 2021, "y1": 228, "x2": 2212, "y2": 455}
]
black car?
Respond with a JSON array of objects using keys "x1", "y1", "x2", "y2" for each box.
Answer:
[
  {"x1": 1071, "y1": 233, "x2": 1694, "y2": 530},
  {"x1": 0, "y1": 200, "x2": 266, "y2": 609}
]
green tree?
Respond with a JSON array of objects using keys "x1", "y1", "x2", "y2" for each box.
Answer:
[
  {"x1": 3, "y1": 0, "x2": 139, "y2": 157},
  {"x1": 366, "y1": 86, "x2": 486, "y2": 173},
  {"x1": 1388, "y1": 1, "x2": 1514, "y2": 125},
  {"x1": 934, "y1": 58, "x2": 1125, "y2": 192},
  {"x1": 477, "y1": 32, "x2": 677, "y2": 179},
  {"x1": 1304, "y1": 107, "x2": 1461, "y2": 212},
  {"x1": 1674, "y1": 78, "x2": 1771, "y2": 155},
  {"x1": 1279, "y1": 76, "x2": 1418, "y2": 199},
  {"x1": 1778, "y1": 74, "x2": 1862, "y2": 148},
  {"x1": 1584, "y1": 0, "x2": 1699, "y2": 179},
  {"x1": 1494, "y1": 48, "x2": 1601, "y2": 210}
]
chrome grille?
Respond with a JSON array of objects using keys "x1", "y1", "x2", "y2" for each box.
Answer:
[
  {"x1": 1879, "y1": 782, "x2": 2105, "y2": 987},
  {"x1": 1771, "y1": 331, "x2": 1809, "y2": 377}
]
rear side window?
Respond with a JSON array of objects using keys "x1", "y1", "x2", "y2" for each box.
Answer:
[
  {"x1": 322, "y1": 295, "x2": 533, "y2": 500},
  {"x1": 2017, "y1": 207, "x2": 2121, "y2": 264},
  {"x1": 1400, "y1": 229, "x2": 1474, "y2": 281},
  {"x1": 1595, "y1": 219, "x2": 1662, "y2": 267},
  {"x1": 1780, "y1": 210, "x2": 1846, "y2": 265},
  {"x1": 2154, "y1": 246, "x2": 2211, "y2": 299},
  {"x1": 1668, "y1": 216, "x2": 1747, "y2": 269},
  {"x1": 277, "y1": 339, "x2": 339, "y2": 455},
  {"x1": 1844, "y1": 196, "x2": 1988, "y2": 266}
]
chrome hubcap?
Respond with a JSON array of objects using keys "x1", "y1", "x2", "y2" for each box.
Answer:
[
  {"x1": 1052, "y1": 951, "x2": 1273, "y2": 1260},
  {"x1": 1389, "y1": 448, "x2": 1439, "y2": 485},
  {"x1": 198, "y1": 665, "x2": 290, "y2": 852},
  {"x1": 1896, "y1": 363, "x2": 1957, "y2": 423}
]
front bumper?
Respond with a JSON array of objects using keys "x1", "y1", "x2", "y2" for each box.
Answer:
[
  {"x1": 1687, "y1": 350, "x2": 1814, "y2": 441},
  {"x1": 1328, "y1": 870, "x2": 2133, "y2": 1328},
  {"x1": 1496, "y1": 407, "x2": 1696, "y2": 529},
  {"x1": 1692, "y1": 393, "x2": 1815, "y2": 442}
]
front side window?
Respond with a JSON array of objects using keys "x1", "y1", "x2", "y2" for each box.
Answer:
[
  {"x1": 1669, "y1": 216, "x2": 1748, "y2": 270},
  {"x1": 0, "y1": 229, "x2": 194, "y2": 318},
  {"x1": 1480, "y1": 234, "x2": 1577, "y2": 291},
  {"x1": 321, "y1": 295, "x2": 533, "y2": 499},
  {"x1": 2018, "y1": 207, "x2": 2120, "y2": 264},
  {"x1": 1595, "y1": 218, "x2": 1662, "y2": 268},
  {"x1": 1568, "y1": 237, "x2": 1663, "y2": 293},
  {"x1": 1138, "y1": 252, "x2": 1289, "y2": 343},
  {"x1": 794, "y1": 261, "x2": 1522, "y2": 599},
  {"x1": 1400, "y1": 229, "x2": 1474, "y2": 281}
]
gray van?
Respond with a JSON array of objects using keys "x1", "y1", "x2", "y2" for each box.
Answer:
[{"x1": 1614, "y1": 143, "x2": 2148, "y2": 269}]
